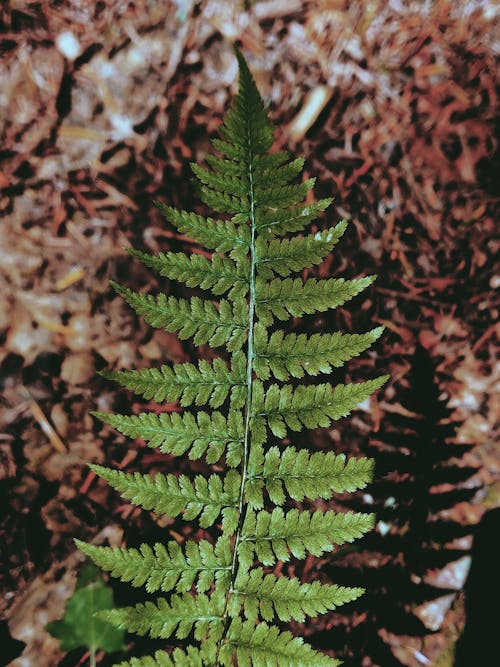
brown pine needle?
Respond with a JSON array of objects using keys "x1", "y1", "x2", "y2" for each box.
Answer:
[{"x1": 28, "y1": 398, "x2": 67, "y2": 453}]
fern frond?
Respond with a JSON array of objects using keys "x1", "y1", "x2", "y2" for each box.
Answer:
[
  {"x1": 246, "y1": 445, "x2": 374, "y2": 508},
  {"x1": 210, "y1": 138, "x2": 245, "y2": 161},
  {"x1": 101, "y1": 351, "x2": 247, "y2": 409},
  {"x1": 222, "y1": 618, "x2": 341, "y2": 667},
  {"x1": 113, "y1": 646, "x2": 209, "y2": 667},
  {"x1": 127, "y1": 248, "x2": 249, "y2": 299},
  {"x1": 252, "y1": 156, "x2": 305, "y2": 187},
  {"x1": 254, "y1": 324, "x2": 384, "y2": 380},
  {"x1": 238, "y1": 508, "x2": 375, "y2": 566},
  {"x1": 154, "y1": 203, "x2": 250, "y2": 260},
  {"x1": 89, "y1": 465, "x2": 240, "y2": 531},
  {"x1": 255, "y1": 275, "x2": 375, "y2": 325},
  {"x1": 220, "y1": 50, "x2": 274, "y2": 155},
  {"x1": 197, "y1": 186, "x2": 249, "y2": 216},
  {"x1": 194, "y1": 171, "x2": 316, "y2": 218},
  {"x1": 92, "y1": 409, "x2": 244, "y2": 465},
  {"x1": 252, "y1": 376, "x2": 389, "y2": 438},
  {"x1": 99, "y1": 590, "x2": 224, "y2": 641},
  {"x1": 111, "y1": 283, "x2": 248, "y2": 351},
  {"x1": 233, "y1": 567, "x2": 364, "y2": 621},
  {"x1": 255, "y1": 198, "x2": 333, "y2": 237},
  {"x1": 255, "y1": 221, "x2": 347, "y2": 279},
  {"x1": 191, "y1": 163, "x2": 248, "y2": 198},
  {"x1": 252, "y1": 151, "x2": 291, "y2": 171},
  {"x1": 79, "y1": 51, "x2": 387, "y2": 665},
  {"x1": 74, "y1": 536, "x2": 232, "y2": 594},
  {"x1": 202, "y1": 152, "x2": 304, "y2": 196},
  {"x1": 204, "y1": 154, "x2": 248, "y2": 176},
  {"x1": 255, "y1": 177, "x2": 316, "y2": 209}
]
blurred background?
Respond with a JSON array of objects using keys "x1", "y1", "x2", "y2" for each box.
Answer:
[{"x1": 0, "y1": 1, "x2": 498, "y2": 666}]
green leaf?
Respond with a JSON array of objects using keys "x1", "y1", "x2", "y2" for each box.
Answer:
[
  {"x1": 83, "y1": 50, "x2": 389, "y2": 667},
  {"x1": 239, "y1": 507, "x2": 375, "y2": 565},
  {"x1": 128, "y1": 247, "x2": 249, "y2": 299},
  {"x1": 92, "y1": 408, "x2": 244, "y2": 465},
  {"x1": 252, "y1": 156, "x2": 305, "y2": 188},
  {"x1": 255, "y1": 220, "x2": 347, "y2": 279},
  {"x1": 89, "y1": 465, "x2": 240, "y2": 530},
  {"x1": 233, "y1": 567, "x2": 364, "y2": 621},
  {"x1": 154, "y1": 203, "x2": 250, "y2": 260},
  {"x1": 112, "y1": 645, "x2": 209, "y2": 667},
  {"x1": 252, "y1": 151, "x2": 291, "y2": 171},
  {"x1": 221, "y1": 618, "x2": 341, "y2": 666},
  {"x1": 75, "y1": 536, "x2": 232, "y2": 594},
  {"x1": 101, "y1": 351, "x2": 247, "y2": 409},
  {"x1": 246, "y1": 445, "x2": 374, "y2": 508},
  {"x1": 254, "y1": 323, "x2": 384, "y2": 380},
  {"x1": 255, "y1": 275, "x2": 376, "y2": 326},
  {"x1": 222, "y1": 49, "x2": 274, "y2": 155},
  {"x1": 255, "y1": 178, "x2": 316, "y2": 209},
  {"x1": 252, "y1": 376, "x2": 389, "y2": 437},
  {"x1": 46, "y1": 564, "x2": 125, "y2": 653},
  {"x1": 111, "y1": 282, "x2": 248, "y2": 351},
  {"x1": 99, "y1": 590, "x2": 225, "y2": 641},
  {"x1": 191, "y1": 163, "x2": 248, "y2": 198},
  {"x1": 197, "y1": 186, "x2": 249, "y2": 216},
  {"x1": 255, "y1": 198, "x2": 333, "y2": 237}
]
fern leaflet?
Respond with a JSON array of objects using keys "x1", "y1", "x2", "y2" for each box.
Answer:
[
  {"x1": 101, "y1": 351, "x2": 247, "y2": 408},
  {"x1": 92, "y1": 409, "x2": 244, "y2": 465},
  {"x1": 98, "y1": 590, "x2": 225, "y2": 641},
  {"x1": 75, "y1": 537, "x2": 231, "y2": 594},
  {"x1": 246, "y1": 445, "x2": 374, "y2": 508},
  {"x1": 232, "y1": 567, "x2": 364, "y2": 621},
  {"x1": 114, "y1": 646, "x2": 208, "y2": 667}
]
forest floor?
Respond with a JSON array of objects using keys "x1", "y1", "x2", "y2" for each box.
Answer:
[{"x1": 1, "y1": 2, "x2": 499, "y2": 667}]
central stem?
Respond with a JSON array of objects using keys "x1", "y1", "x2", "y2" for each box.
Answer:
[{"x1": 215, "y1": 128, "x2": 257, "y2": 663}]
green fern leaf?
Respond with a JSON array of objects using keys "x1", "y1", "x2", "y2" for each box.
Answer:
[
  {"x1": 210, "y1": 138, "x2": 245, "y2": 161},
  {"x1": 239, "y1": 508, "x2": 375, "y2": 566},
  {"x1": 89, "y1": 465, "x2": 239, "y2": 531},
  {"x1": 101, "y1": 351, "x2": 247, "y2": 409},
  {"x1": 252, "y1": 156, "x2": 305, "y2": 188},
  {"x1": 197, "y1": 186, "x2": 249, "y2": 216},
  {"x1": 252, "y1": 376, "x2": 389, "y2": 438},
  {"x1": 221, "y1": 618, "x2": 341, "y2": 667},
  {"x1": 78, "y1": 50, "x2": 388, "y2": 665},
  {"x1": 255, "y1": 198, "x2": 333, "y2": 237},
  {"x1": 99, "y1": 590, "x2": 224, "y2": 641},
  {"x1": 255, "y1": 178, "x2": 316, "y2": 209},
  {"x1": 204, "y1": 154, "x2": 248, "y2": 176},
  {"x1": 255, "y1": 220, "x2": 347, "y2": 279},
  {"x1": 255, "y1": 275, "x2": 375, "y2": 326},
  {"x1": 190, "y1": 163, "x2": 248, "y2": 199},
  {"x1": 252, "y1": 150, "x2": 291, "y2": 171},
  {"x1": 154, "y1": 203, "x2": 250, "y2": 260},
  {"x1": 220, "y1": 50, "x2": 274, "y2": 154},
  {"x1": 92, "y1": 409, "x2": 244, "y2": 465},
  {"x1": 113, "y1": 645, "x2": 209, "y2": 667},
  {"x1": 74, "y1": 536, "x2": 231, "y2": 594},
  {"x1": 111, "y1": 282, "x2": 248, "y2": 351},
  {"x1": 232, "y1": 567, "x2": 364, "y2": 621},
  {"x1": 127, "y1": 248, "x2": 249, "y2": 299},
  {"x1": 254, "y1": 323, "x2": 384, "y2": 380},
  {"x1": 246, "y1": 445, "x2": 374, "y2": 508}
]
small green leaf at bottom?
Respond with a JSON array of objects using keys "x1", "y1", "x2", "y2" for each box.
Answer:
[{"x1": 46, "y1": 564, "x2": 125, "y2": 654}]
